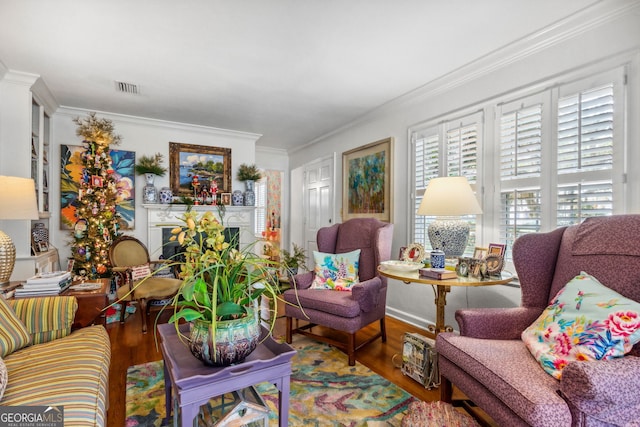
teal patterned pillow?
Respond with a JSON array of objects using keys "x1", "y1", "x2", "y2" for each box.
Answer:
[
  {"x1": 522, "y1": 272, "x2": 640, "y2": 379},
  {"x1": 310, "y1": 249, "x2": 361, "y2": 291}
]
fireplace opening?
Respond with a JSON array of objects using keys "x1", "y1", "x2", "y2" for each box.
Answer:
[{"x1": 161, "y1": 227, "x2": 240, "y2": 261}]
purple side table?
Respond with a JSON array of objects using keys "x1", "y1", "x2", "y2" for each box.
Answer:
[{"x1": 158, "y1": 323, "x2": 296, "y2": 427}]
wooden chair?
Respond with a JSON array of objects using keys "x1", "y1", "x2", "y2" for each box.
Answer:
[{"x1": 109, "y1": 236, "x2": 182, "y2": 333}]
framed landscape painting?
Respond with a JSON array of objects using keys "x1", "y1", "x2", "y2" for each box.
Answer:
[
  {"x1": 60, "y1": 145, "x2": 135, "y2": 230},
  {"x1": 169, "y1": 142, "x2": 232, "y2": 197},
  {"x1": 342, "y1": 137, "x2": 393, "y2": 222}
]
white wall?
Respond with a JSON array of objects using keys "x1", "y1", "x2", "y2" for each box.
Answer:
[
  {"x1": 51, "y1": 107, "x2": 264, "y2": 262},
  {"x1": 288, "y1": 2, "x2": 640, "y2": 330}
]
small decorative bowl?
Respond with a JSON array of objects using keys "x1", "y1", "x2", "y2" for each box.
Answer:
[{"x1": 380, "y1": 260, "x2": 424, "y2": 272}]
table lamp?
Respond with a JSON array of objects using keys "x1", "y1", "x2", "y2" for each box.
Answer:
[
  {"x1": 0, "y1": 176, "x2": 40, "y2": 285},
  {"x1": 417, "y1": 176, "x2": 482, "y2": 258}
]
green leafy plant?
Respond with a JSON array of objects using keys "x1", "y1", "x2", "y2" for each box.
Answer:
[
  {"x1": 134, "y1": 153, "x2": 167, "y2": 176},
  {"x1": 168, "y1": 210, "x2": 280, "y2": 325},
  {"x1": 281, "y1": 243, "x2": 308, "y2": 275},
  {"x1": 237, "y1": 163, "x2": 262, "y2": 181}
]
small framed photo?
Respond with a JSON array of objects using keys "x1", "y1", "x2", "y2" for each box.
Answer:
[
  {"x1": 221, "y1": 193, "x2": 232, "y2": 206},
  {"x1": 402, "y1": 243, "x2": 425, "y2": 263},
  {"x1": 485, "y1": 254, "x2": 504, "y2": 276},
  {"x1": 66, "y1": 259, "x2": 75, "y2": 272},
  {"x1": 488, "y1": 243, "x2": 506, "y2": 257},
  {"x1": 37, "y1": 241, "x2": 49, "y2": 253},
  {"x1": 473, "y1": 247, "x2": 488, "y2": 260}
]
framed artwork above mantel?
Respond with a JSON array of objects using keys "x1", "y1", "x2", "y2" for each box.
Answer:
[
  {"x1": 342, "y1": 137, "x2": 394, "y2": 222},
  {"x1": 169, "y1": 142, "x2": 232, "y2": 197}
]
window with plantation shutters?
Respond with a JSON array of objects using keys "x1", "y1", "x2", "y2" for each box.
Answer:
[
  {"x1": 557, "y1": 85, "x2": 613, "y2": 174},
  {"x1": 411, "y1": 112, "x2": 482, "y2": 255},
  {"x1": 254, "y1": 179, "x2": 267, "y2": 235},
  {"x1": 500, "y1": 188, "x2": 542, "y2": 258},
  {"x1": 557, "y1": 181, "x2": 613, "y2": 226},
  {"x1": 497, "y1": 93, "x2": 546, "y2": 258},
  {"x1": 413, "y1": 129, "x2": 439, "y2": 250},
  {"x1": 495, "y1": 68, "x2": 623, "y2": 259},
  {"x1": 555, "y1": 80, "x2": 619, "y2": 227},
  {"x1": 500, "y1": 104, "x2": 542, "y2": 180},
  {"x1": 410, "y1": 66, "x2": 626, "y2": 267}
]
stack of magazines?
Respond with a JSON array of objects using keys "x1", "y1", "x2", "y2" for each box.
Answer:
[{"x1": 14, "y1": 271, "x2": 73, "y2": 297}]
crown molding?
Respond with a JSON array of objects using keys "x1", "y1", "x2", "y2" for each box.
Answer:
[
  {"x1": 56, "y1": 106, "x2": 262, "y2": 143},
  {"x1": 1, "y1": 70, "x2": 39, "y2": 87},
  {"x1": 304, "y1": 0, "x2": 639, "y2": 147},
  {"x1": 31, "y1": 78, "x2": 59, "y2": 116}
]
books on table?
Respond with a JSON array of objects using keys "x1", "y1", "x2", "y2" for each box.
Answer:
[
  {"x1": 418, "y1": 268, "x2": 458, "y2": 280},
  {"x1": 26, "y1": 271, "x2": 72, "y2": 285},
  {"x1": 14, "y1": 271, "x2": 73, "y2": 297},
  {"x1": 0, "y1": 282, "x2": 21, "y2": 299}
]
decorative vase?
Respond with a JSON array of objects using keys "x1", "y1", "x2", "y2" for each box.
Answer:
[
  {"x1": 143, "y1": 173, "x2": 158, "y2": 203},
  {"x1": 159, "y1": 187, "x2": 173, "y2": 204},
  {"x1": 188, "y1": 308, "x2": 261, "y2": 366},
  {"x1": 243, "y1": 180, "x2": 255, "y2": 206},
  {"x1": 232, "y1": 190, "x2": 244, "y2": 206}
]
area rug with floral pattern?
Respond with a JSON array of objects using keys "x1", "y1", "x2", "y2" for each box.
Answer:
[{"x1": 125, "y1": 336, "x2": 417, "y2": 426}]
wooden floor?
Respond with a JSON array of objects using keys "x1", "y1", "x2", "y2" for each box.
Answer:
[{"x1": 105, "y1": 307, "x2": 496, "y2": 426}]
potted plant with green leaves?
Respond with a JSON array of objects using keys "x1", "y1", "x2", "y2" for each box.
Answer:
[
  {"x1": 135, "y1": 153, "x2": 167, "y2": 203},
  {"x1": 281, "y1": 243, "x2": 308, "y2": 277},
  {"x1": 236, "y1": 163, "x2": 262, "y2": 206},
  {"x1": 167, "y1": 209, "x2": 281, "y2": 366}
]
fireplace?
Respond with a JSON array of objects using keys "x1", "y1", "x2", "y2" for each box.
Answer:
[
  {"x1": 160, "y1": 227, "x2": 240, "y2": 260},
  {"x1": 144, "y1": 205, "x2": 257, "y2": 260}
]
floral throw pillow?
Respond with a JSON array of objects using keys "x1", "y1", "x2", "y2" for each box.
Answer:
[
  {"x1": 310, "y1": 249, "x2": 361, "y2": 291},
  {"x1": 522, "y1": 272, "x2": 640, "y2": 379}
]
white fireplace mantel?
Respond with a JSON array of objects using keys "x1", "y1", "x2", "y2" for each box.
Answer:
[{"x1": 143, "y1": 204, "x2": 256, "y2": 259}]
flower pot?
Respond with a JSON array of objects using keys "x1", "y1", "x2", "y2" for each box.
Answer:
[{"x1": 188, "y1": 308, "x2": 261, "y2": 366}]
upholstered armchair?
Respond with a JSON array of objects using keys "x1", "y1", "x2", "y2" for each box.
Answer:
[
  {"x1": 436, "y1": 215, "x2": 640, "y2": 426},
  {"x1": 284, "y1": 218, "x2": 394, "y2": 365},
  {"x1": 109, "y1": 235, "x2": 182, "y2": 333}
]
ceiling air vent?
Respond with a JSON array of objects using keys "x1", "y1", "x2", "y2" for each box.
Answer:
[{"x1": 115, "y1": 81, "x2": 139, "y2": 95}]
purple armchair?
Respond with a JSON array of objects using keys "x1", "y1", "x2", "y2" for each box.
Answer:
[
  {"x1": 284, "y1": 218, "x2": 394, "y2": 365},
  {"x1": 436, "y1": 215, "x2": 640, "y2": 426}
]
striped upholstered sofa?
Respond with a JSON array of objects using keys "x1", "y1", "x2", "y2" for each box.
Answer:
[{"x1": 0, "y1": 295, "x2": 111, "y2": 426}]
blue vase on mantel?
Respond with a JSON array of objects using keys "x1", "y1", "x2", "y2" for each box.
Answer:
[
  {"x1": 232, "y1": 190, "x2": 244, "y2": 206},
  {"x1": 243, "y1": 180, "x2": 255, "y2": 206}
]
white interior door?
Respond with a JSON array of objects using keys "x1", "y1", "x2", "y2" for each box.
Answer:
[{"x1": 303, "y1": 155, "x2": 334, "y2": 265}]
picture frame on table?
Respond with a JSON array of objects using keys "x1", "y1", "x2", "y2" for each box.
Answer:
[
  {"x1": 169, "y1": 142, "x2": 232, "y2": 197},
  {"x1": 342, "y1": 137, "x2": 393, "y2": 222},
  {"x1": 488, "y1": 243, "x2": 507, "y2": 257},
  {"x1": 221, "y1": 193, "x2": 232, "y2": 206},
  {"x1": 402, "y1": 243, "x2": 425, "y2": 263},
  {"x1": 473, "y1": 247, "x2": 488, "y2": 260}
]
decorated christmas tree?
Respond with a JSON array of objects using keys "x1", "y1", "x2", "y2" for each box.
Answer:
[{"x1": 70, "y1": 113, "x2": 123, "y2": 278}]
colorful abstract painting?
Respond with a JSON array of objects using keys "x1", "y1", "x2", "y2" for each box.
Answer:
[
  {"x1": 60, "y1": 145, "x2": 135, "y2": 229},
  {"x1": 342, "y1": 137, "x2": 393, "y2": 222}
]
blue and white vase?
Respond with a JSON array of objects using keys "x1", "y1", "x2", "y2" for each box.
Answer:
[
  {"x1": 243, "y1": 180, "x2": 255, "y2": 206},
  {"x1": 232, "y1": 190, "x2": 244, "y2": 206},
  {"x1": 159, "y1": 187, "x2": 172, "y2": 204}
]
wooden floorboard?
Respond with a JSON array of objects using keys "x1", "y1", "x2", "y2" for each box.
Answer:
[{"x1": 105, "y1": 307, "x2": 496, "y2": 426}]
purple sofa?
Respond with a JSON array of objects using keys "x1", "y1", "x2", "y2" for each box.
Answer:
[
  {"x1": 284, "y1": 218, "x2": 394, "y2": 365},
  {"x1": 436, "y1": 215, "x2": 640, "y2": 426}
]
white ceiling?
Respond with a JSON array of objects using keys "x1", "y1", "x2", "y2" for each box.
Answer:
[{"x1": 0, "y1": 0, "x2": 599, "y2": 151}]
